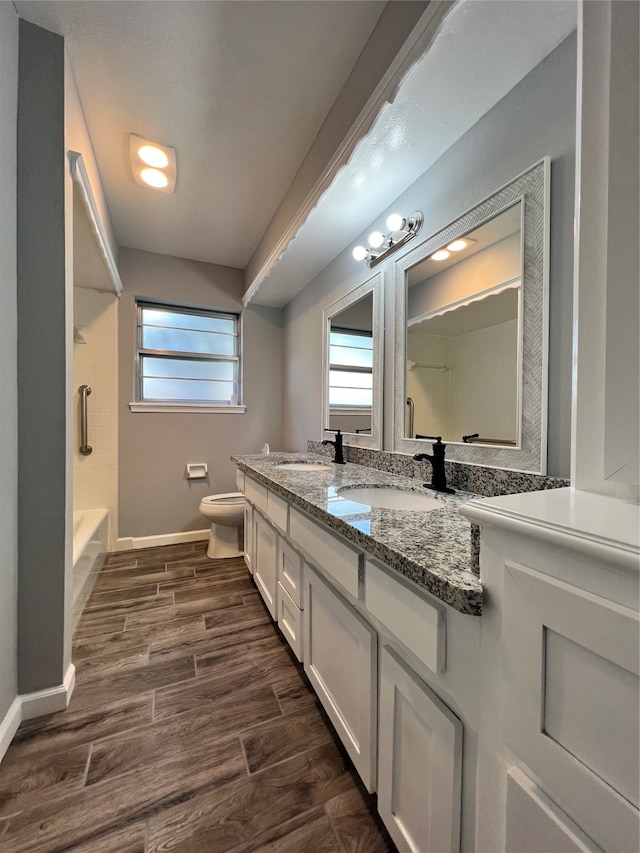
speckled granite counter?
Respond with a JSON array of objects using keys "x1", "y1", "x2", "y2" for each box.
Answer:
[{"x1": 233, "y1": 453, "x2": 483, "y2": 616}]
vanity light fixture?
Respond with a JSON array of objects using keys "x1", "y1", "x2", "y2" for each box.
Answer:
[
  {"x1": 130, "y1": 133, "x2": 177, "y2": 193},
  {"x1": 352, "y1": 211, "x2": 423, "y2": 268}
]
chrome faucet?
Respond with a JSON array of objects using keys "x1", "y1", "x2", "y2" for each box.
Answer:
[
  {"x1": 413, "y1": 436, "x2": 454, "y2": 494},
  {"x1": 322, "y1": 429, "x2": 345, "y2": 464}
]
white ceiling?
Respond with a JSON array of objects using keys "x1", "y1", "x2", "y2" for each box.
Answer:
[
  {"x1": 250, "y1": 0, "x2": 577, "y2": 306},
  {"x1": 15, "y1": 0, "x2": 386, "y2": 270}
]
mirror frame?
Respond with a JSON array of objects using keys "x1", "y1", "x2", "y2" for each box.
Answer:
[
  {"x1": 393, "y1": 158, "x2": 550, "y2": 473},
  {"x1": 322, "y1": 271, "x2": 384, "y2": 450}
]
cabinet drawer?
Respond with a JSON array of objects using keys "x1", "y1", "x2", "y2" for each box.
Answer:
[
  {"x1": 366, "y1": 559, "x2": 446, "y2": 674},
  {"x1": 235, "y1": 468, "x2": 245, "y2": 493},
  {"x1": 279, "y1": 538, "x2": 303, "y2": 607},
  {"x1": 245, "y1": 476, "x2": 268, "y2": 513},
  {"x1": 290, "y1": 507, "x2": 361, "y2": 599},
  {"x1": 267, "y1": 491, "x2": 288, "y2": 532},
  {"x1": 277, "y1": 582, "x2": 303, "y2": 662}
]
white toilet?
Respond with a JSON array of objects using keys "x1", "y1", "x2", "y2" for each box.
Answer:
[{"x1": 199, "y1": 493, "x2": 245, "y2": 559}]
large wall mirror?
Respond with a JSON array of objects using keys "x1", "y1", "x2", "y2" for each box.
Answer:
[
  {"x1": 322, "y1": 272, "x2": 383, "y2": 450},
  {"x1": 394, "y1": 159, "x2": 549, "y2": 473}
]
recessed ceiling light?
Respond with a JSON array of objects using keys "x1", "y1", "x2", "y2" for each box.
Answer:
[
  {"x1": 431, "y1": 249, "x2": 450, "y2": 261},
  {"x1": 138, "y1": 144, "x2": 169, "y2": 169},
  {"x1": 447, "y1": 238, "x2": 476, "y2": 252},
  {"x1": 140, "y1": 168, "x2": 169, "y2": 189},
  {"x1": 129, "y1": 133, "x2": 177, "y2": 193}
]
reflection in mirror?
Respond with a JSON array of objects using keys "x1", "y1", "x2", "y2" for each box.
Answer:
[
  {"x1": 405, "y1": 204, "x2": 522, "y2": 446},
  {"x1": 322, "y1": 273, "x2": 383, "y2": 449},
  {"x1": 328, "y1": 293, "x2": 373, "y2": 434},
  {"x1": 394, "y1": 159, "x2": 549, "y2": 473}
]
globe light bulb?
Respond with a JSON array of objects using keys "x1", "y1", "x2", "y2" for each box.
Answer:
[
  {"x1": 140, "y1": 168, "x2": 169, "y2": 189},
  {"x1": 431, "y1": 249, "x2": 450, "y2": 261},
  {"x1": 138, "y1": 144, "x2": 169, "y2": 169},
  {"x1": 386, "y1": 213, "x2": 405, "y2": 232},
  {"x1": 352, "y1": 245, "x2": 368, "y2": 261},
  {"x1": 368, "y1": 231, "x2": 384, "y2": 249}
]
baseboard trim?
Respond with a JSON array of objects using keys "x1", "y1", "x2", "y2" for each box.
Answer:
[
  {"x1": 115, "y1": 529, "x2": 209, "y2": 551},
  {"x1": 0, "y1": 697, "x2": 22, "y2": 764},
  {"x1": 0, "y1": 664, "x2": 76, "y2": 764},
  {"x1": 20, "y1": 663, "x2": 76, "y2": 722}
]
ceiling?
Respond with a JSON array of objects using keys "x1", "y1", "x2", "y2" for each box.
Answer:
[
  {"x1": 248, "y1": 0, "x2": 577, "y2": 306},
  {"x1": 15, "y1": 0, "x2": 386, "y2": 270},
  {"x1": 16, "y1": 0, "x2": 577, "y2": 307}
]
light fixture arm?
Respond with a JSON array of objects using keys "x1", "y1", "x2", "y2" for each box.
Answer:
[{"x1": 355, "y1": 211, "x2": 423, "y2": 268}]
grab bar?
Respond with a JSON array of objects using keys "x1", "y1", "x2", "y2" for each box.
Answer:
[
  {"x1": 406, "y1": 397, "x2": 414, "y2": 439},
  {"x1": 79, "y1": 384, "x2": 93, "y2": 456}
]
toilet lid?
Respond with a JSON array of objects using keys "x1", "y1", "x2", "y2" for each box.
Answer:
[{"x1": 201, "y1": 492, "x2": 244, "y2": 506}]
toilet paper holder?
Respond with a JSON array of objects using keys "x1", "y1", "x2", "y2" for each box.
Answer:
[{"x1": 186, "y1": 463, "x2": 208, "y2": 479}]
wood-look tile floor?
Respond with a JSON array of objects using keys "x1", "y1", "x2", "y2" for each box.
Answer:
[{"x1": 0, "y1": 542, "x2": 396, "y2": 852}]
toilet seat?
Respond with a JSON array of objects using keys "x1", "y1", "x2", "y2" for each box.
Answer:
[{"x1": 200, "y1": 492, "x2": 244, "y2": 507}]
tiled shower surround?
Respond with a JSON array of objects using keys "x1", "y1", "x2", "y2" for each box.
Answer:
[{"x1": 308, "y1": 441, "x2": 569, "y2": 498}]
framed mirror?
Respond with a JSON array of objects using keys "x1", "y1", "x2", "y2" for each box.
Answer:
[
  {"x1": 394, "y1": 159, "x2": 549, "y2": 473},
  {"x1": 322, "y1": 272, "x2": 383, "y2": 450}
]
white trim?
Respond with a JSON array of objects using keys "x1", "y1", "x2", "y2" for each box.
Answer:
[
  {"x1": 20, "y1": 663, "x2": 76, "y2": 722},
  {"x1": 115, "y1": 528, "x2": 209, "y2": 551},
  {"x1": 129, "y1": 402, "x2": 246, "y2": 414},
  {"x1": 0, "y1": 698, "x2": 22, "y2": 764},
  {"x1": 243, "y1": 2, "x2": 454, "y2": 307},
  {"x1": 68, "y1": 151, "x2": 122, "y2": 296}
]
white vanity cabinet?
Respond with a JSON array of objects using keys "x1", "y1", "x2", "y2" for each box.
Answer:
[
  {"x1": 243, "y1": 502, "x2": 253, "y2": 573},
  {"x1": 303, "y1": 563, "x2": 377, "y2": 791},
  {"x1": 378, "y1": 644, "x2": 463, "y2": 853},
  {"x1": 252, "y1": 510, "x2": 278, "y2": 620}
]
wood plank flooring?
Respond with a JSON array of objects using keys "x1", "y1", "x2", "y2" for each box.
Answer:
[{"x1": 0, "y1": 541, "x2": 396, "y2": 852}]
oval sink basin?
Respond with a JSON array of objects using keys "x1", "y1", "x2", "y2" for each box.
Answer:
[
  {"x1": 278, "y1": 462, "x2": 331, "y2": 471},
  {"x1": 337, "y1": 486, "x2": 442, "y2": 511}
]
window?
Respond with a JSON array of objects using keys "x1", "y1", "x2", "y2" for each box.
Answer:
[
  {"x1": 135, "y1": 301, "x2": 240, "y2": 407},
  {"x1": 329, "y1": 328, "x2": 373, "y2": 408}
]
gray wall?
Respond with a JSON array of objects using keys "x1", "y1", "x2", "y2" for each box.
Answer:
[
  {"x1": 118, "y1": 249, "x2": 283, "y2": 539},
  {"x1": 17, "y1": 21, "x2": 68, "y2": 693},
  {"x1": 0, "y1": 0, "x2": 19, "y2": 725},
  {"x1": 282, "y1": 33, "x2": 577, "y2": 478}
]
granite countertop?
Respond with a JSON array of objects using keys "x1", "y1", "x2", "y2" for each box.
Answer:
[{"x1": 233, "y1": 452, "x2": 483, "y2": 616}]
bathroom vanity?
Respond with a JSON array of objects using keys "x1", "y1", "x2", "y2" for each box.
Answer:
[{"x1": 234, "y1": 453, "x2": 639, "y2": 853}]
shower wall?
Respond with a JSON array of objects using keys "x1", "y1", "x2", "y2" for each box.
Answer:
[{"x1": 73, "y1": 287, "x2": 118, "y2": 547}]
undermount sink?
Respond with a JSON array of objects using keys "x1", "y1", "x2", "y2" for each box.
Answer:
[
  {"x1": 337, "y1": 486, "x2": 442, "y2": 511},
  {"x1": 278, "y1": 462, "x2": 331, "y2": 471}
]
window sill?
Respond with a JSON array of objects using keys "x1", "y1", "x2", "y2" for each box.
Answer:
[{"x1": 129, "y1": 402, "x2": 246, "y2": 414}]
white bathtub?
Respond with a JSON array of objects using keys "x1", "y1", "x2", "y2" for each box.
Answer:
[{"x1": 72, "y1": 508, "x2": 109, "y2": 630}]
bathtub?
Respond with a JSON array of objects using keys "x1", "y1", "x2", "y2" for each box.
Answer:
[{"x1": 72, "y1": 508, "x2": 109, "y2": 630}]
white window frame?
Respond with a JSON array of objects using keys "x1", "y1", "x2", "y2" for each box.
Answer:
[{"x1": 129, "y1": 299, "x2": 246, "y2": 413}]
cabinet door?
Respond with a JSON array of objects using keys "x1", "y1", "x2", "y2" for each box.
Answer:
[
  {"x1": 505, "y1": 767, "x2": 602, "y2": 853},
  {"x1": 253, "y1": 511, "x2": 278, "y2": 620},
  {"x1": 243, "y1": 502, "x2": 253, "y2": 574},
  {"x1": 503, "y1": 560, "x2": 639, "y2": 852},
  {"x1": 378, "y1": 644, "x2": 462, "y2": 853},
  {"x1": 303, "y1": 564, "x2": 377, "y2": 791}
]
